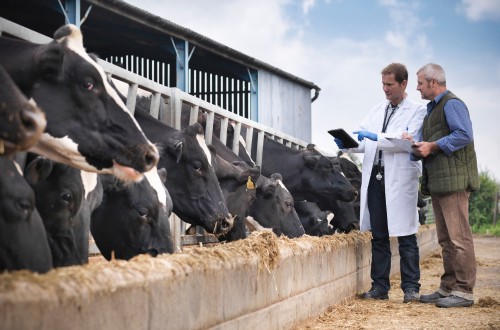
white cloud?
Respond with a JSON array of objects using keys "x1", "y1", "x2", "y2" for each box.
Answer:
[
  {"x1": 457, "y1": 0, "x2": 500, "y2": 22},
  {"x1": 302, "y1": 0, "x2": 316, "y2": 15}
]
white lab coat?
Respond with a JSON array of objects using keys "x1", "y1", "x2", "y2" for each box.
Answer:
[{"x1": 348, "y1": 97, "x2": 427, "y2": 237}]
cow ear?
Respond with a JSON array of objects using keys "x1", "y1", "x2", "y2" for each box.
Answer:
[
  {"x1": 157, "y1": 168, "x2": 167, "y2": 184},
  {"x1": 207, "y1": 144, "x2": 217, "y2": 156},
  {"x1": 303, "y1": 154, "x2": 321, "y2": 167},
  {"x1": 36, "y1": 42, "x2": 63, "y2": 81},
  {"x1": 167, "y1": 140, "x2": 183, "y2": 164},
  {"x1": 25, "y1": 157, "x2": 53, "y2": 184},
  {"x1": 270, "y1": 173, "x2": 283, "y2": 181}
]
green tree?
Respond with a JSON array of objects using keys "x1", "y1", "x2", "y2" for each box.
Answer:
[{"x1": 469, "y1": 170, "x2": 499, "y2": 228}]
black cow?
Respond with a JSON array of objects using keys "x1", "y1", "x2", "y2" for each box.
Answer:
[
  {"x1": 0, "y1": 157, "x2": 52, "y2": 273},
  {"x1": 250, "y1": 138, "x2": 357, "y2": 205},
  {"x1": 0, "y1": 24, "x2": 158, "y2": 181},
  {"x1": 91, "y1": 167, "x2": 174, "y2": 260},
  {"x1": 295, "y1": 201, "x2": 334, "y2": 237},
  {"x1": 133, "y1": 106, "x2": 233, "y2": 235},
  {"x1": 210, "y1": 146, "x2": 260, "y2": 242},
  {"x1": 0, "y1": 65, "x2": 46, "y2": 156},
  {"x1": 209, "y1": 136, "x2": 304, "y2": 238},
  {"x1": 24, "y1": 157, "x2": 103, "y2": 267},
  {"x1": 247, "y1": 173, "x2": 305, "y2": 238}
]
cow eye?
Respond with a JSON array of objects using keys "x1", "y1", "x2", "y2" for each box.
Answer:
[
  {"x1": 60, "y1": 191, "x2": 73, "y2": 205},
  {"x1": 16, "y1": 199, "x2": 33, "y2": 217},
  {"x1": 192, "y1": 161, "x2": 202, "y2": 171},
  {"x1": 137, "y1": 207, "x2": 150, "y2": 222},
  {"x1": 81, "y1": 78, "x2": 95, "y2": 91}
]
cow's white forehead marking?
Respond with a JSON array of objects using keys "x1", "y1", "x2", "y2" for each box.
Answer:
[
  {"x1": 144, "y1": 168, "x2": 167, "y2": 208},
  {"x1": 13, "y1": 161, "x2": 23, "y2": 176},
  {"x1": 57, "y1": 25, "x2": 149, "y2": 140},
  {"x1": 196, "y1": 133, "x2": 212, "y2": 166},
  {"x1": 238, "y1": 136, "x2": 255, "y2": 166},
  {"x1": 277, "y1": 179, "x2": 290, "y2": 193},
  {"x1": 327, "y1": 213, "x2": 334, "y2": 221},
  {"x1": 80, "y1": 171, "x2": 98, "y2": 199}
]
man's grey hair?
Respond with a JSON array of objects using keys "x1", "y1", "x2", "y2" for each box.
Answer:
[{"x1": 417, "y1": 63, "x2": 446, "y2": 86}]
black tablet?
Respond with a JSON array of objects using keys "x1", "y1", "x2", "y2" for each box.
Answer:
[{"x1": 328, "y1": 129, "x2": 359, "y2": 148}]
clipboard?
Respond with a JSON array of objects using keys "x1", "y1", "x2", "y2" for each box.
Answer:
[{"x1": 328, "y1": 129, "x2": 359, "y2": 148}]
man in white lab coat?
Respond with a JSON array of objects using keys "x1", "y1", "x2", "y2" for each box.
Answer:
[{"x1": 335, "y1": 63, "x2": 427, "y2": 303}]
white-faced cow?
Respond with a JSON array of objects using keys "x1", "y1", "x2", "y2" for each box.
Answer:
[
  {"x1": 0, "y1": 157, "x2": 52, "y2": 273},
  {"x1": 91, "y1": 167, "x2": 174, "y2": 260},
  {"x1": 24, "y1": 157, "x2": 103, "y2": 267},
  {"x1": 0, "y1": 25, "x2": 158, "y2": 181},
  {"x1": 133, "y1": 106, "x2": 233, "y2": 235},
  {"x1": 0, "y1": 65, "x2": 46, "y2": 156}
]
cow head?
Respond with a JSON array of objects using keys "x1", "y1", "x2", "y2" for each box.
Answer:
[
  {"x1": 91, "y1": 167, "x2": 174, "y2": 261},
  {"x1": 299, "y1": 145, "x2": 358, "y2": 204},
  {"x1": 0, "y1": 65, "x2": 46, "y2": 156},
  {"x1": 25, "y1": 157, "x2": 103, "y2": 266},
  {"x1": 158, "y1": 123, "x2": 233, "y2": 234},
  {"x1": 0, "y1": 158, "x2": 52, "y2": 273},
  {"x1": 0, "y1": 25, "x2": 159, "y2": 181},
  {"x1": 295, "y1": 201, "x2": 334, "y2": 237},
  {"x1": 248, "y1": 173, "x2": 305, "y2": 238}
]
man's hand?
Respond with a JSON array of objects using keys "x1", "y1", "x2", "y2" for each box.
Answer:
[
  {"x1": 353, "y1": 131, "x2": 377, "y2": 141},
  {"x1": 411, "y1": 141, "x2": 439, "y2": 157}
]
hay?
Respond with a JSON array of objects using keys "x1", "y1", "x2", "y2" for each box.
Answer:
[{"x1": 296, "y1": 236, "x2": 500, "y2": 329}]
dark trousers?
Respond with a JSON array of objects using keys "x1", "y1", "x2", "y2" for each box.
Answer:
[{"x1": 367, "y1": 167, "x2": 420, "y2": 293}]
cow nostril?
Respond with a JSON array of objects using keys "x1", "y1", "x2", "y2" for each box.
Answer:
[
  {"x1": 221, "y1": 217, "x2": 234, "y2": 231},
  {"x1": 144, "y1": 147, "x2": 159, "y2": 168},
  {"x1": 21, "y1": 109, "x2": 45, "y2": 134}
]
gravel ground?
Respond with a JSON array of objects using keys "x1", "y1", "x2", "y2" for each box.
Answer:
[{"x1": 294, "y1": 235, "x2": 500, "y2": 330}]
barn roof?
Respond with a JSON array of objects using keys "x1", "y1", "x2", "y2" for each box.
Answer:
[{"x1": 0, "y1": 0, "x2": 321, "y2": 101}]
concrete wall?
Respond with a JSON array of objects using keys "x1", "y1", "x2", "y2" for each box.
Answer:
[{"x1": 0, "y1": 225, "x2": 438, "y2": 330}]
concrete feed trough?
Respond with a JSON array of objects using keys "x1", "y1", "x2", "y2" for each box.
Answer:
[{"x1": 0, "y1": 225, "x2": 438, "y2": 330}]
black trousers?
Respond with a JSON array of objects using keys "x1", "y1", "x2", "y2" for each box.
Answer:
[{"x1": 367, "y1": 166, "x2": 420, "y2": 293}]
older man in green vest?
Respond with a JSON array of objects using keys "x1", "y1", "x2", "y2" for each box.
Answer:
[{"x1": 412, "y1": 63, "x2": 479, "y2": 308}]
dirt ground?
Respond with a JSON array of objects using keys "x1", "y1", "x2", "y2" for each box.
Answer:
[{"x1": 294, "y1": 235, "x2": 500, "y2": 330}]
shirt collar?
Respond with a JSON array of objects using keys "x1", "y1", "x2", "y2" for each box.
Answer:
[{"x1": 427, "y1": 90, "x2": 449, "y2": 113}]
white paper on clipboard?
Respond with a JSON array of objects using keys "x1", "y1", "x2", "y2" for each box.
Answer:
[{"x1": 386, "y1": 138, "x2": 416, "y2": 153}]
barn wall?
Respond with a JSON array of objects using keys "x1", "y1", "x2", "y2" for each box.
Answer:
[
  {"x1": 0, "y1": 225, "x2": 438, "y2": 330},
  {"x1": 258, "y1": 69, "x2": 312, "y2": 142}
]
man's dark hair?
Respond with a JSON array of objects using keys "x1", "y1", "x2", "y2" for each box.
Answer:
[{"x1": 381, "y1": 63, "x2": 408, "y2": 84}]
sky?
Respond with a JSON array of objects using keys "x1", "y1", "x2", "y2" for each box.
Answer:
[{"x1": 125, "y1": 0, "x2": 500, "y2": 181}]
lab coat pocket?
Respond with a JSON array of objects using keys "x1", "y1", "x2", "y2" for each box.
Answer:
[{"x1": 397, "y1": 167, "x2": 420, "y2": 194}]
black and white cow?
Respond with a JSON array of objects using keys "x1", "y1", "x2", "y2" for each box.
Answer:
[
  {"x1": 247, "y1": 173, "x2": 305, "y2": 238},
  {"x1": 24, "y1": 157, "x2": 103, "y2": 267},
  {"x1": 91, "y1": 167, "x2": 174, "y2": 260},
  {"x1": 133, "y1": 106, "x2": 233, "y2": 235},
  {"x1": 0, "y1": 65, "x2": 46, "y2": 156},
  {"x1": 0, "y1": 25, "x2": 158, "y2": 181},
  {"x1": 0, "y1": 157, "x2": 52, "y2": 273},
  {"x1": 209, "y1": 136, "x2": 304, "y2": 238},
  {"x1": 294, "y1": 201, "x2": 334, "y2": 237}
]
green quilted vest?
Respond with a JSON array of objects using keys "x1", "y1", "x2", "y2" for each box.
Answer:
[{"x1": 421, "y1": 91, "x2": 479, "y2": 196}]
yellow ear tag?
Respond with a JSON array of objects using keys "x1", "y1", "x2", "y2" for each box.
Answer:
[{"x1": 246, "y1": 176, "x2": 255, "y2": 190}]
